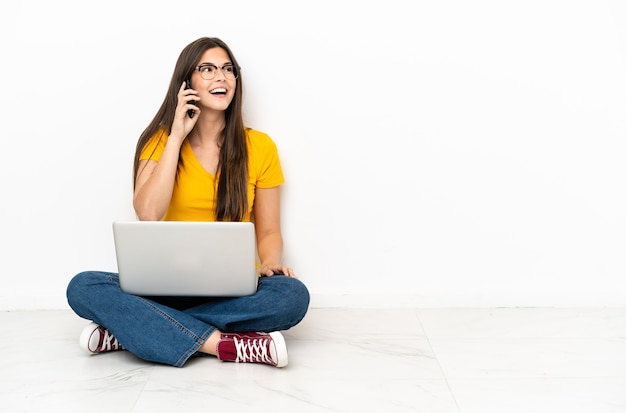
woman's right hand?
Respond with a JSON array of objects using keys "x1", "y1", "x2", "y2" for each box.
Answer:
[{"x1": 170, "y1": 81, "x2": 200, "y2": 144}]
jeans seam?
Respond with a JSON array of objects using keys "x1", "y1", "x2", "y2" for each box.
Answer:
[{"x1": 139, "y1": 296, "x2": 212, "y2": 367}]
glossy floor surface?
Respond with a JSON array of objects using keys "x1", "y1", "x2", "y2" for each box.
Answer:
[{"x1": 1, "y1": 307, "x2": 625, "y2": 412}]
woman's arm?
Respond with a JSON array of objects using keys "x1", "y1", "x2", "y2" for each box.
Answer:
[
  {"x1": 254, "y1": 186, "x2": 295, "y2": 277},
  {"x1": 133, "y1": 83, "x2": 199, "y2": 221},
  {"x1": 132, "y1": 138, "x2": 184, "y2": 221}
]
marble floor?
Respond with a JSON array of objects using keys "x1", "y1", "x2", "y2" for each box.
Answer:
[{"x1": 1, "y1": 307, "x2": 625, "y2": 412}]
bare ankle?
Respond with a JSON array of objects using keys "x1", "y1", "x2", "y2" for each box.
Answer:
[{"x1": 198, "y1": 330, "x2": 222, "y2": 356}]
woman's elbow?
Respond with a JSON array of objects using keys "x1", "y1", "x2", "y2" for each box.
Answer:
[{"x1": 133, "y1": 200, "x2": 163, "y2": 221}]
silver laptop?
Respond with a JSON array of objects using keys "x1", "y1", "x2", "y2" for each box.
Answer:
[{"x1": 112, "y1": 221, "x2": 258, "y2": 296}]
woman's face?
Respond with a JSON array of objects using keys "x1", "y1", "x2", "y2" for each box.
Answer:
[{"x1": 190, "y1": 47, "x2": 237, "y2": 113}]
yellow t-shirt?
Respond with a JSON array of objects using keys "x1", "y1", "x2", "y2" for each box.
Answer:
[{"x1": 139, "y1": 128, "x2": 284, "y2": 222}]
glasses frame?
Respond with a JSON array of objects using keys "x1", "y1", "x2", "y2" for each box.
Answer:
[{"x1": 194, "y1": 63, "x2": 240, "y2": 80}]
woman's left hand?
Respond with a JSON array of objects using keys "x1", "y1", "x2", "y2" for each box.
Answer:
[{"x1": 260, "y1": 264, "x2": 296, "y2": 278}]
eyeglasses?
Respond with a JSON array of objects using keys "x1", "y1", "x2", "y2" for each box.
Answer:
[{"x1": 194, "y1": 63, "x2": 239, "y2": 80}]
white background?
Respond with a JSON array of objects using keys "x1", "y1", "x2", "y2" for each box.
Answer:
[{"x1": 0, "y1": 0, "x2": 624, "y2": 309}]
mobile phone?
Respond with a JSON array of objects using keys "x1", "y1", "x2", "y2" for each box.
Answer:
[{"x1": 185, "y1": 78, "x2": 196, "y2": 118}]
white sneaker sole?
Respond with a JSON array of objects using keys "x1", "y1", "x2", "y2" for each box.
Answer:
[{"x1": 269, "y1": 331, "x2": 288, "y2": 367}]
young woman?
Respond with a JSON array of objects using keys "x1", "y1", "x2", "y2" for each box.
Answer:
[{"x1": 66, "y1": 37, "x2": 310, "y2": 368}]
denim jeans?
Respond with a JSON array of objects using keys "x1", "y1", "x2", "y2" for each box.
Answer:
[{"x1": 66, "y1": 271, "x2": 310, "y2": 367}]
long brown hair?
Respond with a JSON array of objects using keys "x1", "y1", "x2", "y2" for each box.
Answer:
[{"x1": 133, "y1": 37, "x2": 248, "y2": 221}]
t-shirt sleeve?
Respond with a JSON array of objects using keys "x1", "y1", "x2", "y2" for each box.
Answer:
[
  {"x1": 139, "y1": 128, "x2": 168, "y2": 162},
  {"x1": 250, "y1": 130, "x2": 285, "y2": 188}
]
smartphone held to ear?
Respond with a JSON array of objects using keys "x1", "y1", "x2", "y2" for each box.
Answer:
[{"x1": 185, "y1": 79, "x2": 197, "y2": 118}]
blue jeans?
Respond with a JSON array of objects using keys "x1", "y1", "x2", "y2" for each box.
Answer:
[{"x1": 66, "y1": 271, "x2": 310, "y2": 367}]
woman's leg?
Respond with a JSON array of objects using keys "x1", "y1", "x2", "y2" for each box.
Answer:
[
  {"x1": 67, "y1": 272, "x2": 310, "y2": 367},
  {"x1": 66, "y1": 271, "x2": 215, "y2": 367}
]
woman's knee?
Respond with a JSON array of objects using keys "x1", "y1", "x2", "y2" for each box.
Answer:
[
  {"x1": 266, "y1": 276, "x2": 310, "y2": 322},
  {"x1": 66, "y1": 271, "x2": 118, "y2": 307},
  {"x1": 290, "y1": 277, "x2": 310, "y2": 311}
]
